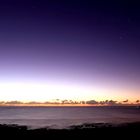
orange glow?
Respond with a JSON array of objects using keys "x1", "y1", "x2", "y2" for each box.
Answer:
[{"x1": 0, "y1": 82, "x2": 139, "y2": 103}]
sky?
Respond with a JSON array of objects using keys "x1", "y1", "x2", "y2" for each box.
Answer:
[{"x1": 0, "y1": 0, "x2": 140, "y2": 102}]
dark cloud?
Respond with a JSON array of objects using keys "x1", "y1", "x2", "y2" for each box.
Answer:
[
  {"x1": 0, "y1": 99, "x2": 139, "y2": 106},
  {"x1": 61, "y1": 100, "x2": 79, "y2": 104},
  {"x1": 0, "y1": 101, "x2": 5, "y2": 104},
  {"x1": 86, "y1": 100, "x2": 99, "y2": 105},
  {"x1": 99, "y1": 100, "x2": 119, "y2": 105},
  {"x1": 28, "y1": 101, "x2": 42, "y2": 104},
  {"x1": 136, "y1": 100, "x2": 139, "y2": 103},
  {"x1": 123, "y1": 100, "x2": 128, "y2": 103},
  {"x1": 5, "y1": 101, "x2": 22, "y2": 104}
]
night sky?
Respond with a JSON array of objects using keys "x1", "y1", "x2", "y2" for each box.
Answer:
[{"x1": 0, "y1": 0, "x2": 140, "y2": 102}]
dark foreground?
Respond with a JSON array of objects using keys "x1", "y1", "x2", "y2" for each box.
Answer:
[{"x1": 0, "y1": 122, "x2": 140, "y2": 139}]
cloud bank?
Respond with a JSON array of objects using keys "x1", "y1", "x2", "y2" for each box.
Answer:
[{"x1": 0, "y1": 99, "x2": 139, "y2": 106}]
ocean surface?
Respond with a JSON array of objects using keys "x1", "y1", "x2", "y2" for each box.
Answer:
[{"x1": 0, "y1": 106, "x2": 140, "y2": 129}]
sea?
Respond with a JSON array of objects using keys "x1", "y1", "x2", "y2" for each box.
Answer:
[{"x1": 0, "y1": 106, "x2": 140, "y2": 129}]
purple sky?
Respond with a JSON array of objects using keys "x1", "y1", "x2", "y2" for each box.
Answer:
[{"x1": 0, "y1": 0, "x2": 140, "y2": 101}]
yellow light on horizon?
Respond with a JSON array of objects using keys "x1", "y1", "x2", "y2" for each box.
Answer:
[
  {"x1": 0, "y1": 82, "x2": 139, "y2": 102},
  {"x1": 0, "y1": 82, "x2": 94, "y2": 102}
]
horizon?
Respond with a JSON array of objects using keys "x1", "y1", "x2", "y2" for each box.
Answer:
[{"x1": 0, "y1": 98, "x2": 139, "y2": 106}]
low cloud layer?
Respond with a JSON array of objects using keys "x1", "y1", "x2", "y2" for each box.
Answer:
[{"x1": 0, "y1": 99, "x2": 139, "y2": 106}]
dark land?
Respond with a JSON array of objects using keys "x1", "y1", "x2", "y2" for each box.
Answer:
[{"x1": 0, "y1": 122, "x2": 140, "y2": 139}]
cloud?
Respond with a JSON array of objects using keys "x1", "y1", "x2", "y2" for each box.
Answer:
[
  {"x1": 86, "y1": 100, "x2": 99, "y2": 104},
  {"x1": 136, "y1": 100, "x2": 139, "y2": 103},
  {"x1": 106, "y1": 100, "x2": 118, "y2": 105},
  {"x1": 61, "y1": 100, "x2": 79, "y2": 104},
  {"x1": 0, "y1": 99, "x2": 139, "y2": 106},
  {"x1": 5, "y1": 101, "x2": 22, "y2": 104},
  {"x1": 123, "y1": 100, "x2": 128, "y2": 103},
  {"x1": 99, "y1": 100, "x2": 118, "y2": 105},
  {"x1": 28, "y1": 101, "x2": 42, "y2": 104},
  {"x1": 0, "y1": 101, "x2": 5, "y2": 104}
]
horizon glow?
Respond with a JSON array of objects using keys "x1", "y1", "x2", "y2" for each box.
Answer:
[{"x1": 0, "y1": 82, "x2": 139, "y2": 102}]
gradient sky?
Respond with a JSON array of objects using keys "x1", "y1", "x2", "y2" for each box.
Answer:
[{"x1": 0, "y1": 0, "x2": 140, "y2": 102}]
